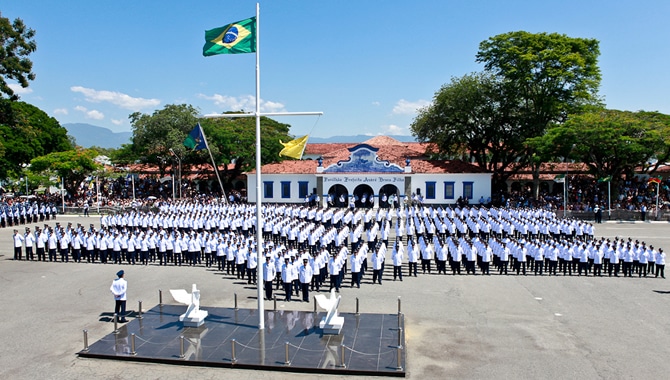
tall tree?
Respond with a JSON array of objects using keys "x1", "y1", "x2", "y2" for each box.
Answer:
[
  {"x1": 411, "y1": 72, "x2": 523, "y2": 188},
  {"x1": 129, "y1": 104, "x2": 199, "y2": 176},
  {"x1": 527, "y1": 109, "x2": 670, "y2": 190},
  {"x1": 476, "y1": 31, "x2": 602, "y2": 194},
  {"x1": 0, "y1": 99, "x2": 73, "y2": 178},
  {"x1": 29, "y1": 148, "x2": 100, "y2": 196},
  {"x1": 0, "y1": 13, "x2": 36, "y2": 100},
  {"x1": 200, "y1": 114, "x2": 292, "y2": 190}
]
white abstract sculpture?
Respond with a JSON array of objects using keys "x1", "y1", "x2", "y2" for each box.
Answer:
[
  {"x1": 170, "y1": 284, "x2": 209, "y2": 327},
  {"x1": 315, "y1": 289, "x2": 344, "y2": 335}
]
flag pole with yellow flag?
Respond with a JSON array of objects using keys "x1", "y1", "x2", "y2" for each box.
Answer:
[{"x1": 279, "y1": 135, "x2": 309, "y2": 159}]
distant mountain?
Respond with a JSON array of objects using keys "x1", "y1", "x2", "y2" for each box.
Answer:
[
  {"x1": 63, "y1": 123, "x2": 132, "y2": 149},
  {"x1": 309, "y1": 135, "x2": 416, "y2": 143}
]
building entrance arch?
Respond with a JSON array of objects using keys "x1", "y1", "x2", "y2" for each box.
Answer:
[
  {"x1": 379, "y1": 184, "x2": 401, "y2": 208},
  {"x1": 327, "y1": 184, "x2": 348, "y2": 207},
  {"x1": 353, "y1": 184, "x2": 374, "y2": 208}
]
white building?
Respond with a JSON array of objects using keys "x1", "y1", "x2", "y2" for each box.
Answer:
[{"x1": 246, "y1": 136, "x2": 491, "y2": 207}]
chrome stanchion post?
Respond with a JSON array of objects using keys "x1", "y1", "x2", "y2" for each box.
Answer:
[
  {"x1": 82, "y1": 329, "x2": 89, "y2": 352},
  {"x1": 130, "y1": 333, "x2": 137, "y2": 356},
  {"x1": 284, "y1": 341, "x2": 291, "y2": 366},
  {"x1": 397, "y1": 296, "x2": 401, "y2": 315},
  {"x1": 355, "y1": 297, "x2": 360, "y2": 316},
  {"x1": 159, "y1": 289, "x2": 163, "y2": 305},
  {"x1": 113, "y1": 313, "x2": 119, "y2": 334},
  {"x1": 234, "y1": 293, "x2": 238, "y2": 310},
  {"x1": 397, "y1": 321, "x2": 403, "y2": 348},
  {"x1": 273, "y1": 295, "x2": 277, "y2": 311},
  {"x1": 395, "y1": 346, "x2": 403, "y2": 371},
  {"x1": 138, "y1": 300, "x2": 143, "y2": 319},
  {"x1": 337, "y1": 344, "x2": 346, "y2": 368},
  {"x1": 313, "y1": 296, "x2": 317, "y2": 313},
  {"x1": 231, "y1": 339, "x2": 237, "y2": 363},
  {"x1": 179, "y1": 335, "x2": 185, "y2": 359}
]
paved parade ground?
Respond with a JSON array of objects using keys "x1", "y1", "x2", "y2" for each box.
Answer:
[{"x1": 2, "y1": 215, "x2": 670, "y2": 379}]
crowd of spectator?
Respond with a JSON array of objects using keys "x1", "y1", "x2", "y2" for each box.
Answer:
[{"x1": 498, "y1": 175, "x2": 670, "y2": 214}]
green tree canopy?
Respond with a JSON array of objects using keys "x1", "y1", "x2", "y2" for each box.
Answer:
[
  {"x1": 199, "y1": 114, "x2": 292, "y2": 190},
  {"x1": 527, "y1": 109, "x2": 670, "y2": 182},
  {"x1": 0, "y1": 12, "x2": 36, "y2": 100},
  {"x1": 412, "y1": 31, "x2": 602, "y2": 191},
  {"x1": 411, "y1": 72, "x2": 522, "y2": 185},
  {"x1": 0, "y1": 99, "x2": 73, "y2": 178},
  {"x1": 476, "y1": 31, "x2": 602, "y2": 127},
  {"x1": 29, "y1": 148, "x2": 100, "y2": 196},
  {"x1": 128, "y1": 104, "x2": 200, "y2": 176}
]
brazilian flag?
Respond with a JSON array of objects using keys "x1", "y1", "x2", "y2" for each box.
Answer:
[{"x1": 203, "y1": 17, "x2": 256, "y2": 56}]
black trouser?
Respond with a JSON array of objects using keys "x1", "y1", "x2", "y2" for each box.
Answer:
[
  {"x1": 408, "y1": 262, "x2": 418, "y2": 276},
  {"x1": 264, "y1": 281, "x2": 273, "y2": 300},
  {"x1": 14, "y1": 247, "x2": 22, "y2": 260},
  {"x1": 301, "y1": 282, "x2": 310, "y2": 302},
  {"x1": 283, "y1": 281, "x2": 292, "y2": 301},
  {"x1": 479, "y1": 261, "x2": 488, "y2": 275},
  {"x1": 60, "y1": 247, "x2": 69, "y2": 262},
  {"x1": 593, "y1": 263, "x2": 602, "y2": 276},
  {"x1": 609, "y1": 262, "x2": 620, "y2": 276},
  {"x1": 247, "y1": 267, "x2": 257, "y2": 284},
  {"x1": 421, "y1": 259, "x2": 431, "y2": 273},
  {"x1": 25, "y1": 246, "x2": 34, "y2": 261},
  {"x1": 372, "y1": 269, "x2": 382, "y2": 284},
  {"x1": 114, "y1": 300, "x2": 127, "y2": 320},
  {"x1": 393, "y1": 265, "x2": 403, "y2": 280},
  {"x1": 36, "y1": 247, "x2": 45, "y2": 261},
  {"x1": 451, "y1": 260, "x2": 462, "y2": 275},
  {"x1": 656, "y1": 264, "x2": 665, "y2": 278},
  {"x1": 548, "y1": 260, "x2": 557, "y2": 275},
  {"x1": 329, "y1": 274, "x2": 339, "y2": 291}
]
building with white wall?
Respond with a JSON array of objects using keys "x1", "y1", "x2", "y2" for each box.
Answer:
[{"x1": 246, "y1": 136, "x2": 491, "y2": 206}]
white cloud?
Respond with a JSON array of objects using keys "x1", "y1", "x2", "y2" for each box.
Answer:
[
  {"x1": 8, "y1": 83, "x2": 33, "y2": 95},
  {"x1": 74, "y1": 105, "x2": 105, "y2": 120},
  {"x1": 111, "y1": 119, "x2": 124, "y2": 125},
  {"x1": 53, "y1": 108, "x2": 68, "y2": 115},
  {"x1": 198, "y1": 93, "x2": 286, "y2": 114},
  {"x1": 392, "y1": 99, "x2": 430, "y2": 115},
  {"x1": 371, "y1": 101, "x2": 380, "y2": 106},
  {"x1": 71, "y1": 86, "x2": 160, "y2": 110},
  {"x1": 379, "y1": 124, "x2": 410, "y2": 136}
]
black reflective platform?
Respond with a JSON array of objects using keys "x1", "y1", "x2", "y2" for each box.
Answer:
[{"x1": 79, "y1": 304, "x2": 406, "y2": 377}]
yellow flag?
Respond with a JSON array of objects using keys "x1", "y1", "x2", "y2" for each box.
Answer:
[{"x1": 279, "y1": 135, "x2": 309, "y2": 159}]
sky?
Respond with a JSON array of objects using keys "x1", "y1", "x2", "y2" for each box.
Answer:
[{"x1": 3, "y1": 1, "x2": 670, "y2": 139}]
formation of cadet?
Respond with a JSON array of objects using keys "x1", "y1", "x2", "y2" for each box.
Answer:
[
  {"x1": 9, "y1": 199, "x2": 667, "y2": 302},
  {"x1": 1, "y1": 201, "x2": 58, "y2": 228}
]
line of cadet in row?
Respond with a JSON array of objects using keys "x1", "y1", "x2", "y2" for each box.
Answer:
[
  {"x1": 1, "y1": 202, "x2": 58, "y2": 228},
  {"x1": 9, "y1": 201, "x2": 665, "y2": 305}
]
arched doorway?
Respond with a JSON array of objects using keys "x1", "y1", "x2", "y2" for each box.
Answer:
[
  {"x1": 379, "y1": 184, "x2": 401, "y2": 209},
  {"x1": 353, "y1": 184, "x2": 374, "y2": 208},
  {"x1": 327, "y1": 184, "x2": 348, "y2": 207}
]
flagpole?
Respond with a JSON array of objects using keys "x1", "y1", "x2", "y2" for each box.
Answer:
[
  {"x1": 656, "y1": 181, "x2": 660, "y2": 219},
  {"x1": 254, "y1": 2, "x2": 265, "y2": 330},
  {"x1": 607, "y1": 181, "x2": 611, "y2": 219},
  {"x1": 198, "y1": 124, "x2": 228, "y2": 201}
]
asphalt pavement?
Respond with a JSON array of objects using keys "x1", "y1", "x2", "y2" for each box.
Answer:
[{"x1": 1, "y1": 215, "x2": 670, "y2": 380}]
